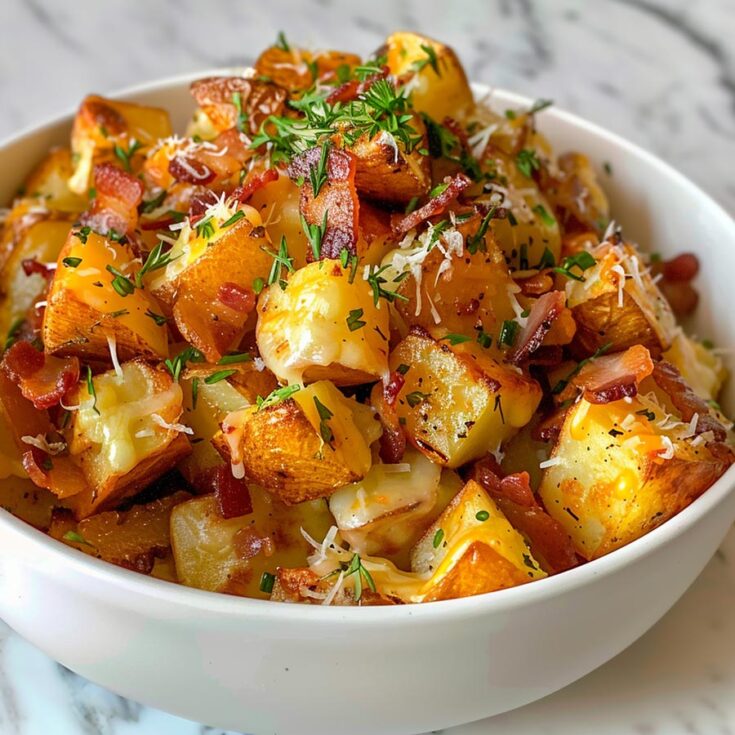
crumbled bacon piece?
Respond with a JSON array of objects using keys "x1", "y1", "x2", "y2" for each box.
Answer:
[
  {"x1": 232, "y1": 167, "x2": 279, "y2": 203},
  {"x1": 169, "y1": 156, "x2": 216, "y2": 185},
  {"x1": 21, "y1": 258, "x2": 55, "y2": 280},
  {"x1": 392, "y1": 173, "x2": 471, "y2": 235},
  {"x1": 2, "y1": 341, "x2": 80, "y2": 410},
  {"x1": 325, "y1": 66, "x2": 389, "y2": 105},
  {"x1": 383, "y1": 371, "x2": 405, "y2": 407},
  {"x1": 288, "y1": 147, "x2": 359, "y2": 259},
  {"x1": 79, "y1": 162, "x2": 144, "y2": 236},
  {"x1": 217, "y1": 282, "x2": 256, "y2": 314},
  {"x1": 507, "y1": 291, "x2": 566, "y2": 365}
]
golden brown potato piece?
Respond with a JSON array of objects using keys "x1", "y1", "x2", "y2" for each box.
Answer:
[
  {"x1": 65, "y1": 360, "x2": 191, "y2": 518},
  {"x1": 256, "y1": 259, "x2": 390, "y2": 386},
  {"x1": 410, "y1": 480, "x2": 546, "y2": 601},
  {"x1": 149, "y1": 204, "x2": 272, "y2": 363},
  {"x1": 170, "y1": 488, "x2": 333, "y2": 597},
  {"x1": 69, "y1": 95, "x2": 172, "y2": 194},
  {"x1": 43, "y1": 230, "x2": 169, "y2": 363},
  {"x1": 0, "y1": 217, "x2": 74, "y2": 340},
  {"x1": 565, "y1": 240, "x2": 676, "y2": 358},
  {"x1": 539, "y1": 393, "x2": 732, "y2": 560},
  {"x1": 213, "y1": 381, "x2": 381, "y2": 504},
  {"x1": 0, "y1": 476, "x2": 58, "y2": 531},
  {"x1": 388, "y1": 225, "x2": 518, "y2": 357},
  {"x1": 22, "y1": 147, "x2": 86, "y2": 213},
  {"x1": 351, "y1": 117, "x2": 431, "y2": 204},
  {"x1": 75, "y1": 490, "x2": 192, "y2": 573},
  {"x1": 383, "y1": 32, "x2": 474, "y2": 122},
  {"x1": 386, "y1": 330, "x2": 542, "y2": 468}
]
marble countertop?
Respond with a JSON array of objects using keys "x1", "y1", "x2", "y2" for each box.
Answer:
[{"x1": 1, "y1": 0, "x2": 734, "y2": 733}]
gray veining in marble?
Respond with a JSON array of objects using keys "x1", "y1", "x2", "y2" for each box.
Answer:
[{"x1": 0, "y1": 0, "x2": 734, "y2": 733}]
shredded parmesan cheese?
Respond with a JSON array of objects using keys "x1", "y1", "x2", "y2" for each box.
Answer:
[
  {"x1": 107, "y1": 335, "x2": 123, "y2": 378},
  {"x1": 21, "y1": 434, "x2": 67, "y2": 455},
  {"x1": 151, "y1": 413, "x2": 194, "y2": 435}
]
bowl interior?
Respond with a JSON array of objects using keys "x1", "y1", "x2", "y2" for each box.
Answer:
[{"x1": 0, "y1": 74, "x2": 733, "y2": 617}]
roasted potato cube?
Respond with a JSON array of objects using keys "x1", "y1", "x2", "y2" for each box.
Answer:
[
  {"x1": 43, "y1": 230, "x2": 169, "y2": 363},
  {"x1": 328, "y1": 449, "x2": 461, "y2": 568},
  {"x1": 69, "y1": 95, "x2": 172, "y2": 194},
  {"x1": 213, "y1": 381, "x2": 381, "y2": 504},
  {"x1": 66, "y1": 360, "x2": 191, "y2": 518},
  {"x1": 539, "y1": 394, "x2": 732, "y2": 560},
  {"x1": 663, "y1": 331, "x2": 725, "y2": 401},
  {"x1": 0, "y1": 476, "x2": 58, "y2": 531},
  {"x1": 384, "y1": 32, "x2": 474, "y2": 122},
  {"x1": 170, "y1": 488, "x2": 333, "y2": 597},
  {"x1": 256, "y1": 259, "x2": 390, "y2": 386},
  {"x1": 351, "y1": 118, "x2": 431, "y2": 204},
  {"x1": 22, "y1": 147, "x2": 86, "y2": 213},
  {"x1": 387, "y1": 227, "x2": 518, "y2": 356},
  {"x1": 0, "y1": 218, "x2": 74, "y2": 341},
  {"x1": 566, "y1": 240, "x2": 676, "y2": 358},
  {"x1": 150, "y1": 204, "x2": 273, "y2": 362},
  {"x1": 410, "y1": 480, "x2": 546, "y2": 601},
  {"x1": 388, "y1": 330, "x2": 542, "y2": 468},
  {"x1": 75, "y1": 490, "x2": 192, "y2": 573}
]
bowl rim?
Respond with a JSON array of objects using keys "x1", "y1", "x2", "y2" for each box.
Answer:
[{"x1": 1, "y1": 70, "x2": 733, "y2": 624}]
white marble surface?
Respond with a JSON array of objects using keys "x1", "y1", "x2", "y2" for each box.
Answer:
[{"x1": 1, "y1": 0, "x2": 735, "y2": 733}]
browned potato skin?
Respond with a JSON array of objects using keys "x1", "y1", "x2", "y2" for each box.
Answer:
[
  {"x1": 76, "y1": 490, "x2": 192, "y2": 573},
  {"x1": 68, "y1": 434, "x2": 191, "y2": 520},
  {"x1": 571, "y1": 290, "x2": 665, "y2": 359},
  {"x1": 351, "y1": 117, "x2": 431, "y2": 204},
  {"x1": 213, "y1": 400, "x2": 361, "y2": 505},
  {"x1": 0, "y1": 477, "x2": 58, "y2": 531},
  {"x1": 154, "y1": 218, "x2": 273, "y2": 363}
]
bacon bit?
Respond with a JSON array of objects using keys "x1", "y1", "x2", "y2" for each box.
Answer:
[
  {"x1": 393, "y1": 173, "x2": 471, "y2": 236},
  {"x1": 80, "y1": 162, "x2": 144, "y2": 236},
  {"x1": 80, "y1": 97, "x2": 126, "y2": 138},
  {"x1": 140, "y1": 212, "x2": 185, "y2": 231},
  {"x1": 468, "y1": 455, "x2": 578, "y2": 573},
  {"x1": 21, "y1": 258, "x2": 55, "y2": 280},
  {"x1": 572, "y1": 344, "x2": 654, "y2": 404},
  {"x1": 200, "y1": 466, "x2": 253, "y2": 519},
  {"x1": 507, "y1": 291, "x2": 566, "y2": 365},
  {"x1": 659, "y1": 280, "x2": 699, "y2": 318},
  {"x1": 168, "y1": 156, "x2": 216, "y2": 185},
  {"x1": 188, "y1": 189, "x2": 221, "y2": 222},
  {"x1": 525, "y1": 345, "x2": 564, "y2": 367},
  {"x1": 469, "y1": 455, "x2": 536, "y2": 507},
  {"x1": 288, "y1": 147, "x2": 359, "y2": 259},
  {"x1": 325, "y1": 66, "x2": 389, "y2": 105},
  {"x1": 382, "y1": 371, "x2": 405, "y2": 407},
  {"x1": 232, "y1": 167, "x2": 279, "y2": 203},
  {"x1": 660, "y1": 253, "x2": 699, "y2": 282},
  {"x1": 2, "y1": 341, "x2": 80, "y2": 410},
  {"x1": 517, "y1": 271, "x2": 554, "y2": 296},
  {"x1": 217, "y1": 282, "x2": 256, "y2": 313},
  {"x1": 651, "y1": 360, "x2": 728, "y2": 442},
  {"x1": 456, "y1": 298, "x2": 480, "y2": 316}
]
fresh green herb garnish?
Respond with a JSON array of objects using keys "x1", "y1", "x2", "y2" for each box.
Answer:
[
  {"x1": 164, "y1": 346, "x2": 204, "y2": 382},
  {"x1": 440, "y1": 333, "x2": 471, "y2": 345},
  {"x1": 252, "y1": 277, "x2": 265, "y2": 294},
  {"x1": 232, "y1": 92, "x2": 248, "y2": 134},
  {"x1": 264, "y1": 236, "x2": 295, "y2": 289},
  {"x1": 257, "y1": 384, "x2": 302, "y2": 410},
  {"x1": 144, "y1": 309, "x2": 168, "y2": 326},
  {"x1": 467, "y1": 206, "x2": 497, "y2": 255},
  {"x1": 301, "y1": 210, "x2": 329, "y2": 261},
  {"x1": 313, "y1": 396, "x2": 335, "y2": 447},
  {"x1": 405, "y1": 390, "x2": 429, "y2": 408},
  {"x1": 527, "y1": 98, "x2": 553, "y2": 115},
  {"x1": 309, "y1": 142, "x2": 331, "y2": 197},
  {"x1": 106, "y1": 265, "x2": 135, "y2": 297},
  {"x1": 413, "y1": 43, "x2": 440, "y2": 75},
  {"x1": 553, "y1": 251, "x2": 596, "y2": 282},
  {"x1": 396, "y1": 363, "x2": 410, "y2": 375},
  {"x1": 344, "y1": 553, "x2": 376, "y2": 601},
  {"x1": 475, "y1": 510, "x2": 490, "y2": 522},
  {"x1": 346, "y1": 308, "x2": 366, "y2": 332},
  {"x1": 275, "y1": 31, "x2": 290, "y2": 52},
  {"x1": 494, "y1": 394, "x2": 505, "y2": 423},
  {"x1": 365, "y1": 263, "x2": 409, "y2": 305},
  {"x1": 75, "y1": 225, "x2": 92, "y2": 244},
  {"x1": 141, "y1": 189, "x2": 167, "y2": 214},
  {"x1": 432, "y1": 528, "x2": 445, "y2": 548},
  {"x1": 113, "y1": 139, "x2": 143, "y2": 172},
  {"x1": 636, "y1": 409, "x2": 656, "y2": 421},
  {"x1": 62, "y1": 257, "x2": 82, "y2": 268},
  {"x1": 86, "y1": 365, "x2": 100, "y2": 415},
  {"x1": 533, "y1": 204, "x2": 556, "y2": 227},
  {"x1": 196, "y1": 217, "x2": 216, "y2": 240},
  {"x1": 221, "y1": 210, "x2": 246, "y2": 229},
  {"x1": 218, "y1": 352, "x2": 252, "y2": 365},
  {"x1": 499, "y1": 320, "x2": 519, "y2": 347},
  {"x1": 204, "y1": 369, "x2": 237, "y2": 385},
  {"x1": 259, "y1": 571, "x2": 276, "y2": 594},
  {"x1": 476, "y1": 329, "x2": 492, "y2": 349},
  {"x1": 516, "y1": 148, "x2": 541, "y2": 178},
  {"x1": 63, "y1": 530, "x2": 94, "y2": 547},
  {"x1": 191, "y1": 377, "x2": 199, "y2": 410},
  {"x1": 136, "y1": 242, "x2": 178, "y2": 288}
]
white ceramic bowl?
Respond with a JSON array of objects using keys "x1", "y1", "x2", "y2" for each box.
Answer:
[{"x1": 0, "y1": 73, "x2": 733, "y2": 735}]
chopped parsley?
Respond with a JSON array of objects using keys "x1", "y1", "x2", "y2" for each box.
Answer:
[
  {"x1": 498, "y1": 320, "x2": 519, "y2": 347},
  {"x1": 553, "y1": 251, "x2": 596, "y2": 282},
  {"x1": 475, "y1": 510, "x2": 490, "y2": 522},
  {"x1": 259, "y1": 571, "x2": 276, "y2": 594},
  {"x1": 106, "y1": 265, "x2": 135, "y2": 297},
  {"x1": 346, "y1": 308, "x2": 366, "y2": 331},
  {"x1": 516, "y1": 148, "x2": 541, "y2": 178},
  {"x1": 405, "y1": 390, "x2": 429, "y2": 408},
  {"x1": 432, "y1": 528, "x2": 445, "y2": 548},
  {"x1": 62, "y1": 257, "x2": 82, "y2": 268}
]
